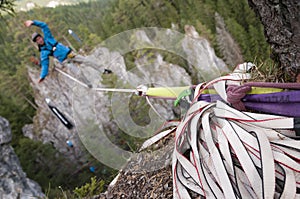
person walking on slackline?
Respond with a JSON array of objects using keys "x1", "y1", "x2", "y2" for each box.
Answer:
[{"x1": 24, "y1": 20, "x2": 111, "y2": 85}]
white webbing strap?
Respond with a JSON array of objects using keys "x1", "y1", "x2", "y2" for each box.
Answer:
[
  {"x1": 197, "y1": 141, "x2": 224, "y2": 198},
  {"x1": 138, "y1": 127, "x2": 176, "y2": 151},
  {"x1": 190, "y1": 104, "x2": 224, "y2": 198},
  {"x1": 244, "y1": 122, "x2": 276, "y2": 198},
  {"x1": 235, "y1": 166, "x2": 257, "y2": 198},
  {"x1": 172, "y1": 99, "x2": 299, "y2": 198},
  {"x1": 202, "y1": 112, "x2": 237, "y2": 199},
  {"x1": 213, "y1": 79, "x2": 227, "y2": 101},
  {"x1": 214, "y1": 102, "x2": 300, "y2": 173},
  {"x1": 230, "y1": 121, "x2": 300, "y2": 186},
  {"x1": 217, "y1": 118, "x2": 262, "y2": 198},
  {"x1": 176, "y1": 163, "x2": 204, "y2": 195},
  {"x1": 172, "y1": 77, "x2": 299, "y2": 198},
  {"x1": 55, "y1": 67, "x2": 91, "y2": 88},
  {"x1": 192, "y1": 73, "x2": 251, "y2": 103},
  {"x1": 173, "y1": 159, "x2": 192, "y2": 199},
  {"x1": 279, "y1": 165, "x2": 297, "y2": 199},
  {"x1": 216, "y1": 125, "x2": 235, "y2": 176}
]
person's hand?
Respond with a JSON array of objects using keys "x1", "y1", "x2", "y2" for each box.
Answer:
[
  {"x1": 24, "y1": 20, "x2": 33, "y2": 27},
  {"x1": 29, "y1": 56, "x2": 40, "y2": 65},
  {"x1": 38, "y1": 78, "x2": 45, "y2": 83}
]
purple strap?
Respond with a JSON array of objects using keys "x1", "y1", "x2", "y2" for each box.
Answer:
[
  {"x1": 197, "y1": 82, "x2": 300, "y2": 116},
  {"x1": 226, "y1": 82, "x2": 300, "y2": 112},
  {"x1": 244, "y1": 102, "x2": 300, "y2": 117},
  {"x1": 244, "y1": 91, "x2": 300, "y2": 102},
  {"x1": 244, "y1": 82, "x2": 300, "y2": 89}
]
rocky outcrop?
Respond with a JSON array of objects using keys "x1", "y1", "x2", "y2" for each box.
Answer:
[
  {"x1": 25, "y1": 26, "x2": 229, "y2": 172},
  {"x1": 215, "y1": 13, "x2": 244, "y2": 67},
  {"x1": 0, "y1": 116, "x2": 44, "y2": 199},
  {"x1": 79, "y1": 27, "x2": 229, "y2": 198},
  {"x1": 183, "y1": 25, "x2": 229, "y2": 82}
]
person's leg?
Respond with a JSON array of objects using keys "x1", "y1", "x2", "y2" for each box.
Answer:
[
  {"x1": 62, "y1": 61, "x2": 92, "y2": 88},
  {"x1": 69, "y1": 54, "x2": 86, "y2": 64},
  {"x1": 70, "y1": 54, "x2": 99, "y2": 69},
  {"x1": 70, "y1": 54, "x2": 112, "y2": 74}
]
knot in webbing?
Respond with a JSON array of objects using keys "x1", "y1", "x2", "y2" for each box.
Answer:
[{"x1": 226, "y1": 85, "x2": 251, "y2": 111}]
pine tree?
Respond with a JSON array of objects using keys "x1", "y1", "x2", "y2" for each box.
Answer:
[{"x1": 0, "y1": 0, "x2": 15, "y2": 17}]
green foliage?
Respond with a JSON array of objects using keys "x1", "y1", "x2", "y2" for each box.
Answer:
[
  {"x1": 15, "y1": 138, "x2": 74, "y2": 189},
  {"x1": 15, "y1": 136, "x2": 117, "y2": 198},
  {"x1": 0, "y1": 0, "x2": 15, "y2": 17},
  {"x1": 225, "y1": 18, "x2": 249, "y2": 58},
  {"x1": 73, "y1": 176, "x2": 105, "y2": 198}
]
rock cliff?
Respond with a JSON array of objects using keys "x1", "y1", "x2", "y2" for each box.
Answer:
[
  {"x1": 0, "y1": 24, "x2": 228, "y2": 199},
  {"x1": 22, "y1": 26, "x2": 230, "y2": 198},
  {"x1": 24, "y1": 26, "x2": 229, "y2": 170},
  {"x1": 0, "y1": 116, "x2": 44, "y2": 199}
]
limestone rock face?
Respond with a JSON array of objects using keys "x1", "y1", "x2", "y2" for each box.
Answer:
[
  {"x1": 183, "y1": 25, "x2": 229, "y2": 82},
  {"x1": 0, "y1": 118, "x2": 11, "y2": 144},
  {"x1": 0, "y1": 116, "x2": 44, "y2": 199},
  {"x1": 25, "y1": 26, "x2": 228, "y2": 170}
]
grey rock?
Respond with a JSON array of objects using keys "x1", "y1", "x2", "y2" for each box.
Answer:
[
  {"x1": 0, "y1": 116, "x2": 44, "y2": 199},
  {"x1": 25, "y1": 25, "x2": 228, "y2": 170},
  {"x1": 0, "y1": 117, "x2": 11, "y2": 145}
]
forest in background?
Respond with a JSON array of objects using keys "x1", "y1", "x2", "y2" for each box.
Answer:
[{"x1": 0, "y1": 0, "x2": 272, "y2": 197}]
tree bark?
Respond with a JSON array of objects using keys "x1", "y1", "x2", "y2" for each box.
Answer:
[{"x1": 248, "y1": 0, "x2": 300, "y2": 82}]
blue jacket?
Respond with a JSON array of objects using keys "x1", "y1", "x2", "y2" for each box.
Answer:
[{"x1": 32, "y1": 20, "x2": 71, "y2": 79}]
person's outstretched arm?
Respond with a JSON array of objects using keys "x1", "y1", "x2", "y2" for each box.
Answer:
[{"x1": 25, "y1": 20, "x2": 54, "y2": 40}]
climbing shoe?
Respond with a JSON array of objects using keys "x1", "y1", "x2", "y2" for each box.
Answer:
[
  {"x1": 67, "y1": 52, "x2": 76, "y2": 59},
  {"x1": 103, "y1": 69, "x2": 112, "y2": 74}
]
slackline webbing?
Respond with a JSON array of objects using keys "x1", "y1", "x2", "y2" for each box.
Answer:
[
  {"x1": 54, "y1": 67, "x2": 136, "y2": 93},
  {"x1": 54, "y1": 63, "x2": 299, "y2": 198},
  {"x1": 172, "y1": 74, "x2": 300, "y2": 199}
]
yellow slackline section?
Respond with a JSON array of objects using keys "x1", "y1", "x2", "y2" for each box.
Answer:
[
  {"x1": 248, "y1": 87, "x2": 283, "y2": 94},
  {"x1": 55, "y1": 66, "x2": 284, "y2": 97},
  {"x1": 146, "y1": 86, "x2": 190, "y2": 99},
  {"x1": 145, "y1": 86, "x2": 283, "y2": 99}
]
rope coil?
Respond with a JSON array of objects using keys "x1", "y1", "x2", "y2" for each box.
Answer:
[
  {"x1": 172, "y1": 75, "x2": 300, "y2": 199},
  {"x1": 173, "y1": 100, "x2": 300, "y2": 199}
]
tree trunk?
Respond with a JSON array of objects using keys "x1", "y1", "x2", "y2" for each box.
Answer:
[{"x1": 247, "y1": 0, "x2": 300, "y2": 82}]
